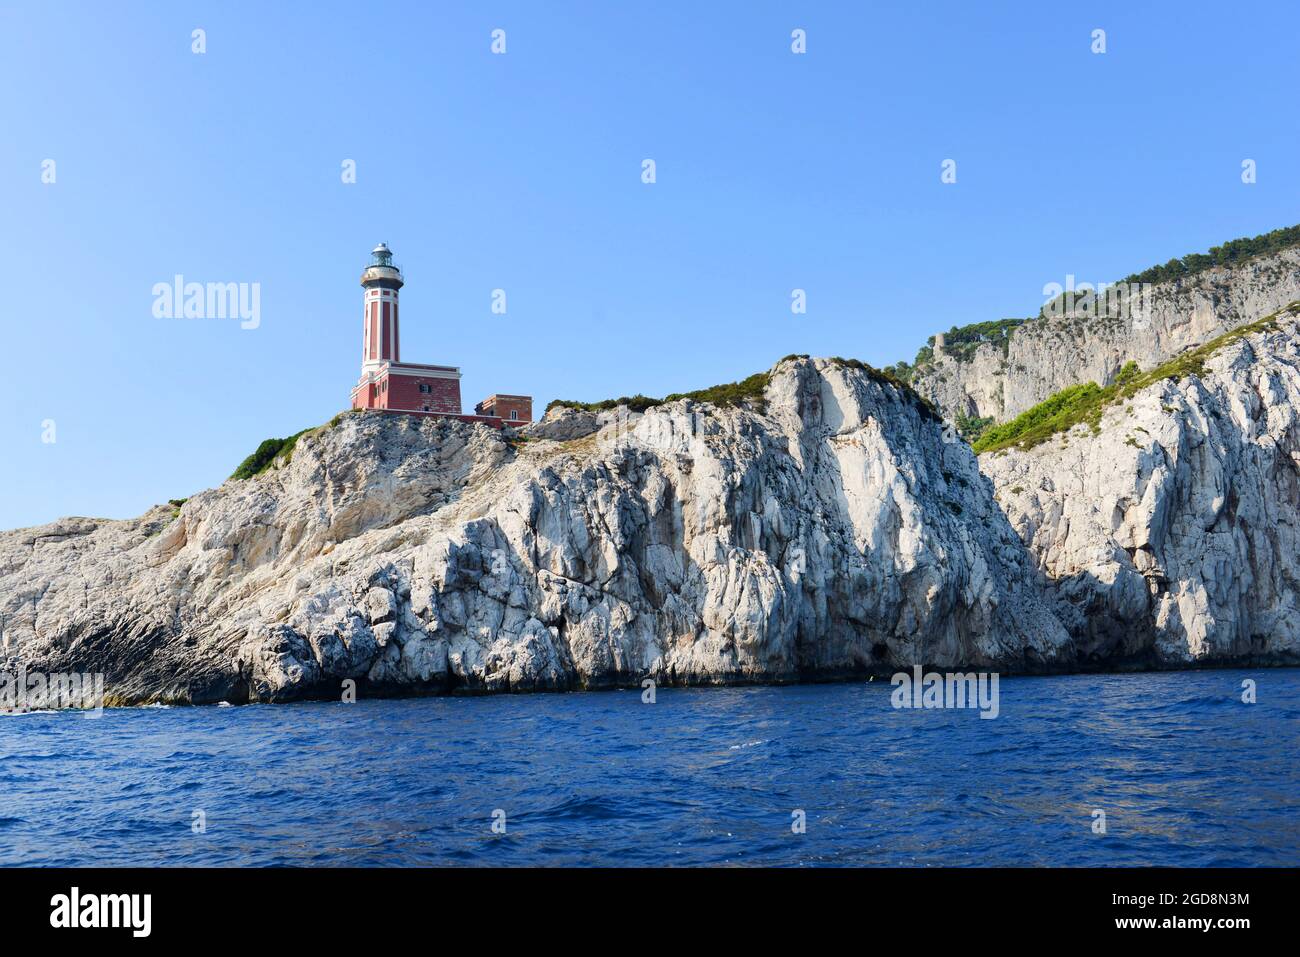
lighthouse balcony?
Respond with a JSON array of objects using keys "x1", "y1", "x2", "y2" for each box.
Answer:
[{"x1": 360, "y1": 264, "x2": 404, "y2": 287}]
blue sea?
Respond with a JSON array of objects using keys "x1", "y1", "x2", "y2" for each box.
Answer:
[{"x1": 2, "y1": 670, "x2": 1297, "y2": 866}]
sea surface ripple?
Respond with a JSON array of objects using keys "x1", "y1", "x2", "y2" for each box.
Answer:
[{"x1": 1, "y1": 670, "x2": 1297, "y2": 866}]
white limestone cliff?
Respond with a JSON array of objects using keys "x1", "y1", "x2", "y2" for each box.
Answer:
[
  {"x1": 915, "y1": 247, "x2": 1300, "y2": 423},
  {"x1": 6, "y1": 312, "x2": 1300, "y2": 707},
  {"x1": 0, "y1": 358, "x2": 1071, "y2": 704},
  {"x1": 981, "y1": 312, "x2": 1300, "y2": 665}
]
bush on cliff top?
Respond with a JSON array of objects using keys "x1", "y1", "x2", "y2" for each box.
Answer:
[
  {"x1": 546, "y1": 355, "x2": 939, "y2": 421},
  {"x1": 889, "y1": 316, "x2": 1034, "y2": 382},
  {"x1": 545, "y1": 393, "x2": 665, "y2": 414},
  {"x1": 230, "y1": 430, "x2": 308, "y2": 480},
  {"x1": 547, "y1": 372, "x2": 771, "y2": 415},
  {"x1": 1119, "y1": 223, "x2": 1300, "y2": 287}
]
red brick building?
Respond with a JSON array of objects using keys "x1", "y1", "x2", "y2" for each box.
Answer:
[
  {"x1": 475, "y1": 394, "x2": 533, "y2": 424},
  {"x1": 349, "y1": 244, "x2": 531, "y2": 427}
]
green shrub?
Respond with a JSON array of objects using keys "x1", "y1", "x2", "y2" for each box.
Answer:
[
  {"x1": 545, "y1": 354, "x2": 939, "y2": 422},
  {"x1": 882, "y1": 361, "x2": 914, "y2": 383},
  {"x1": 230, "y1": 430, "x2": 308, "y2": 480},
  {"x1": 972, "y1": 382, "x2": 1108, "y2": 454},
  {"x1": 545, "y1": 393, "x2": 667, "y2": 414},
  {"x1": 955, "y1": 412, "x2": 995, "y2": 443},
  {"x1": 936, "y1": 318, "x2": 1030, "y2": 363},
  {"x1": 328, "y1": 409, "x2": 360, "y2": 428},
  {"x1": 1115, "y1": 360, "x2": 1141, "y2": 385},
  {"x1": 546, "y1": 370, "x2": 774, "y2": 416},
  {"x1": 662, "y1": 371, "x2": 772, "y2": 409},
  {"x1": 893, "y1": 318, "x2": 1033, "y2": 382}
]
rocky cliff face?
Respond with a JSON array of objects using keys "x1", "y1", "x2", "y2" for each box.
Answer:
[
  {"x1": 7, "y1": 318, "x2": 1299, "y2": 707},
  {"x1": 0, "y1": 358, "x2": 1071, "y2": 705},
  {"x1": 915, "y1": 248, "x2": 1300, "y2": 422},
  {"x1": 981, "y1": 312, "x2": 1300, "y2": 666}
]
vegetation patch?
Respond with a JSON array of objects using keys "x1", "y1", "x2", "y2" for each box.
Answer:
[
  {"x1": 503, "y1": 434, "x2": 535, "y2": 453},
  {"x1": 888, "y1": 317, "x2": 1033, "y2": 383},
  {"x1": 545, "y1": 393, "x2": 664, "y2": 414},
  {"x1": 972, "y1": 305, "x2": 1298, "y2": 454},
  {"x1": 547, "y1": 354, "x2": 940, "y2": 423},
  {"x1": 231, "y1": 430, "x2": 309, "y2": 480},
  {"x1": 955, "y1": 411, "x2": 995, "y2": 444},
  {"x1": 328, "y1": 408, "x2": 361, "y2": 429},
  {"x1": 1114, "y1": 360, "x2": 1141, "y2": 386},
  {"x1": 661, "y1": 371, "x2": 773, "y2": 410},
  {"x1": 233, "y1": 409, "x2": 374, "y2": 479},
  {"x1": 1120, "y1": 223, "x2": 1300, "y2": 286},
  {"x1": 544, "y1": 371, "x2": 768, "y2": 415},
  {"x1": 936, "y1": 318, "x2": 1028, "y2": 363},
  {"x1": 972, "y1": 382, "x2": 1108, "y2": 453}
]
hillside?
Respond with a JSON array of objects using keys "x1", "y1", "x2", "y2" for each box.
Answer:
[
  {"x1": 902, "y1": 226, "x2": 1300, "y2": 425},
  {"x1": 983, "y1": 307, "x2": 1300, "y2": 663}
]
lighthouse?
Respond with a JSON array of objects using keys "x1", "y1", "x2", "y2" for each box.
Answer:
[
  {"x1": 351, "y1": 242, "x2": 463, "y2": 414},
  {"x1": 348, "y1": 243, "x2": 533, "y2": 426},
  {"x1": 360, "y1": 242, "x2": 403, "y2": 372}
]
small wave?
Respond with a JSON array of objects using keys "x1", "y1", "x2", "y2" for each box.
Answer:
[
  {"x1": 523, "y1": 795, "x2": 628, "y2": 823},
  {"x1": 246, "y1": 788, "x2": 292, "y2": 801},
  {"x1": 728, "y1": 739, "x2": 768, "y2": 750},
  {"x1": 1154, "y1": 693, "x2": 1237, "y2": 711}
]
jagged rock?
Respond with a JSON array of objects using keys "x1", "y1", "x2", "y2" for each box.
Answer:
[
  {"x1": 9, "y1": 309, "x2": 1299, "y2": 708},
  {"x1": 981, "y1": 314, "x2": 1300, "y2": 665},
  {"x1": 0, "y1": 358, "x2": 1073, "y2": 705},
  {"x1": 523, "y1": 405, "x2": 635, "y2": 442}
]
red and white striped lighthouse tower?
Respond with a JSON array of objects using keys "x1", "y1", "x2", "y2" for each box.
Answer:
[
  {"x1": 348, "y1": 242, "x2": 532, "y2": 424},
  {"x1": 351, "y1": 243, "x2": 466, "y2": 414},
  {"x1": 360, "y1": 242, "x2": 402, "y2": 372}
]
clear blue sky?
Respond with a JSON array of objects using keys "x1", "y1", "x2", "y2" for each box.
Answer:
[{"x1": 2, "y1": 1, "x2": 1298, "y2": 530}]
